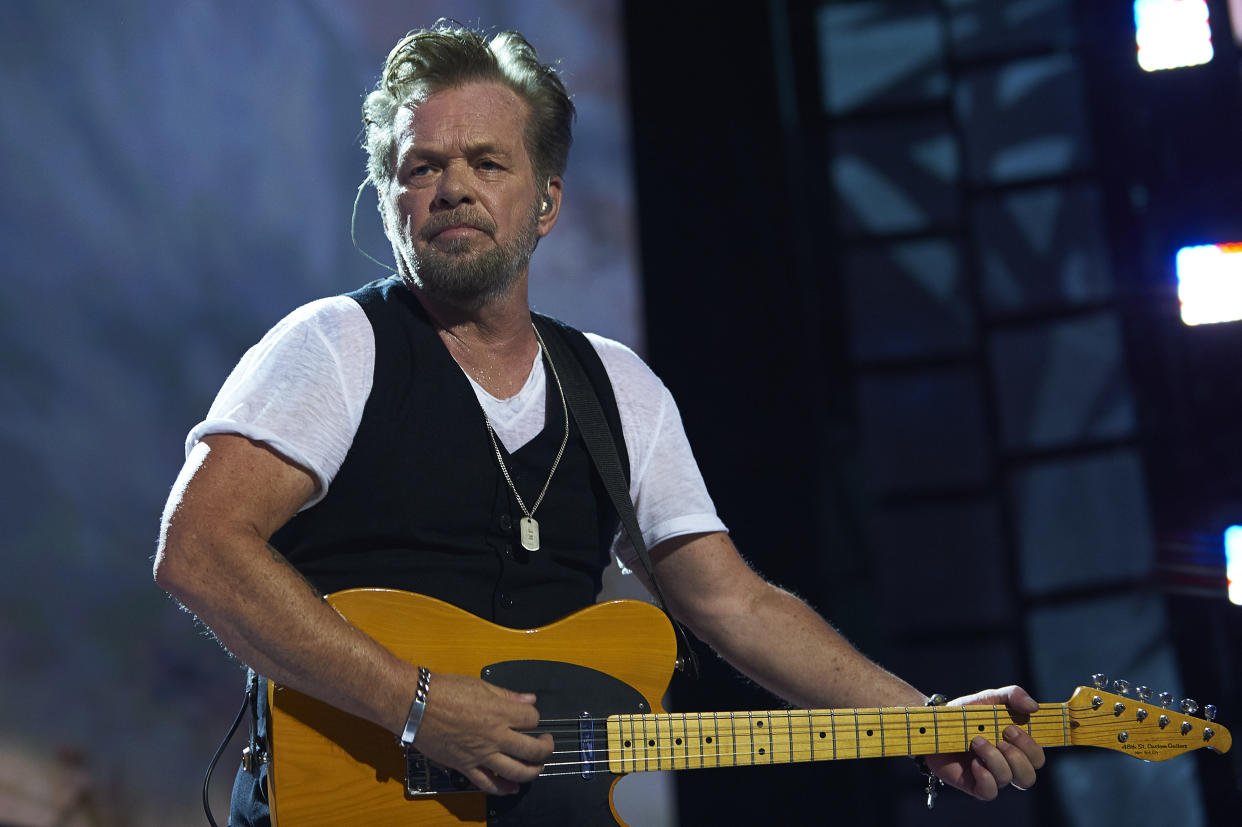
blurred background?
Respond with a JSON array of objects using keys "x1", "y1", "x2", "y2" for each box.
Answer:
[{"x1": 2, "y1": 0, "x2": 1240, "y2": 825}]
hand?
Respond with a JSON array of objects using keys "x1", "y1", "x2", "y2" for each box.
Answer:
[
  {"x1": 410, "y1": 671, "x2": 555, "y2": 795},
  {"x1": 923, "y1": 685, "x2": 1046, "y2": 801}
]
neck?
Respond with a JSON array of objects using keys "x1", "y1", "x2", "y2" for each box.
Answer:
[{"x1": 408, "y1": 277, "x2": 540, "y2": 399}]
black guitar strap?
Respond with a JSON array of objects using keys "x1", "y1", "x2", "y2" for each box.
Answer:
[{"x1": 534, "y1": 316, "x2": 700, "y2": 680}]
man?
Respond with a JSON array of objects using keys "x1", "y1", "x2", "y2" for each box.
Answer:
[{"x1": 154, "y1": 23, "x2": 1044, "y2": 824}]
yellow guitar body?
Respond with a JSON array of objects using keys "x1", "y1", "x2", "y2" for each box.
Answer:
[
  {"x1": 266, "y1": 589, "x2": 677, "y2": 826},
  {"x1": 263, "y1": 588, "x2": 1231, "y2": 824}
]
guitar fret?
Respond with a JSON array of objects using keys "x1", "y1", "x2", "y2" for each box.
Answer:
[
  {"x1": 729, "y1": 711, "x2": 739, "y2": 766},
  {"x1": 685, "y1": 710, "x2": 695, "y2": 764},
  {"x1": 656, "y1": 714, "x2": 665, "y2": 771},
  {"x1": 607, "y1": 697, "x2": 1204, "y2": 778}
]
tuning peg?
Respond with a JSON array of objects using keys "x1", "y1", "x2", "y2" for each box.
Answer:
[
  {"x1": 1159, "y1": 692, "x2": 1173, "y2": 708},
  {"x1": 1137, "y1": 686, "x2": 1152, "y2": 702},
  {"x1": 1092, "y1": 673, "x2": 1108, "y2": 689},
  {"x1": 1205, "y1": 705, "x2": 1217, "y2": 722},
  {"x1": 1113, "y1": 679, "x2": 1131, "y2": 695},
  {"x1": 1181, "y1": 698, "x2": 1199, "y2": 714}
]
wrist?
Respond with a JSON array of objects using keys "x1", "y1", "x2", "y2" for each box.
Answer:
[{"x1": 398, "y1": 666, "x2": 431, "y2": 747}]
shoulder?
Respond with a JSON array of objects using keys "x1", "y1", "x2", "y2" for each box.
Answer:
[
  {"x1": 278, "y1": 294, "x2": 370, "y2": 335},
  {"x1": 583, "y1": 332, "x2": 667, "y2": 396},
  {"x1": 251, "y1": 295, "x2": 373, "y2": 359}
]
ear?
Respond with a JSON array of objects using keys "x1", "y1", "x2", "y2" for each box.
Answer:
[{"x1": 536, "y1": 176, "x2": 563, "y2": 238}]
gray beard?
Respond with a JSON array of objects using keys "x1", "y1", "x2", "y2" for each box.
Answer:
[{"x1": 406, "y1": 209, "x2": 539, "y2": 310}]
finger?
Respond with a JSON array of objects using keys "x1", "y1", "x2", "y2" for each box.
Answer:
[
  {"x1": 498, "y1": 730, "x2": 555, "y2": 765},
  {"x1": 1003, "y1": 724, "x2": 1046, "y2": 769},
  {"x1": 485, "y1": 751, "x2": 545, "y2": 786},
  {"x1": 968, "y1": 755, "x2": 999, "y2": 801},
  {"x1": 487, "y1": 686, "x2": 543, "y2": 729},
  {"x1": 485, "y1": 681, "x2": 538, "y2": 705},
  {"x1": 1000, "y1": 685, "x2": 1040, "y2": 715},
  {"x1": 463, "y1": 766, "x2": 515, "y2": 796},
  {"x1": 971, "y1": 735, "x2": 1014, "y2": 791},
  {"x1": 999, "y1": 731, "x2": 1039, "y2": 789}
]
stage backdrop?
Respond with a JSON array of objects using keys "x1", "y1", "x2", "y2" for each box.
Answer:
[{"x1": 0, "y1": 1, "x2": 659, "y2": 823}]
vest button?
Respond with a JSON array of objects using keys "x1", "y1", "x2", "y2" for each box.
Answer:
[{"x1": 499, "y1": 514, "x2": 512, "y2": 531}]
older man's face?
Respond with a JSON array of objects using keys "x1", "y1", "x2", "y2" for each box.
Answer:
[{"x1": 382, "y1": 81, "x2": 556, "y2": 308}]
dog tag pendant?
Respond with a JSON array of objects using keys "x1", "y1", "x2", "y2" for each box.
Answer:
[{"x1": 519, "y1": 516, "x2": 540, "y2": 551}]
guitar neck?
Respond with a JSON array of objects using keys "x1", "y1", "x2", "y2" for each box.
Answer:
[{"x1": 607, "y1": 703, "x2": 1069, "y2": 773}]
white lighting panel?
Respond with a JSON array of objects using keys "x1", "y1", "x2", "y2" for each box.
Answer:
[
  {"x1": 1134, "y1": 0, "x2": 1215, "y2": 71},
  {"x1": 1177, "y1": 243, "x2": 1242, "y2": 325}
]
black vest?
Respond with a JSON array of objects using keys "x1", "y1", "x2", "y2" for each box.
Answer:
[{"x1": 270, "y1": 277, "x2": 628, "y2": 629}]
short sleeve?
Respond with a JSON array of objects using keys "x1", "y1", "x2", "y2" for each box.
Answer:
[
  {"x1": 586, "y1": 334, "x2": 727, "y2": 568},
  {"x1": 186, "y1": 296, "x2": 375, "y2": 509}
]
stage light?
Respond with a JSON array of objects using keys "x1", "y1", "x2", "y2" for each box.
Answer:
[
  {"x1": 1177, "y1": 243, "x2": 1242, "y2": 325},
  {"x1": 1134, "y1": 0, "x2": 1215, "y2": 72},
  {"x1": 1226, "y1": 526, "x2": 1242, "y2": 605}
]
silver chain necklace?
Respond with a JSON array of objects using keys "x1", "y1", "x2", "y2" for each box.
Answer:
[{"x1": 479, "y1": 324, "x2": 568, "y2": 552}]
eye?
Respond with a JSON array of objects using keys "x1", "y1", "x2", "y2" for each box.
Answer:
[
  {"x1": 409, "y1": 164, "x2": 432, "y2": 178},
  {"x1": 478, "y1": 159, "x2": 503, "y2": 171}
]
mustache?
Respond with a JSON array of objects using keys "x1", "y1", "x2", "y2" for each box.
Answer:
[{"x1": 418, "y1": 210, "x2": 497, "y2": 242}]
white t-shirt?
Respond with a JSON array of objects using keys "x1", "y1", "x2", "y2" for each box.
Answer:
[{"x1": 187, "y1": 295, "x2": 726, "y2": 568}]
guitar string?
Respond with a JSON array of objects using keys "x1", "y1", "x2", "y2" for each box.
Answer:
[
  {"x1": 521, "y1": 708, "x2": 1076, "y2": 773},
  {"x1": 529, "y1": 711, "x2": 1186, "y2": 780},
  {"x1": 529, "y1": 705, "x2": 1077, "y2": 727},
  {"x1": 416, "y1": 709, "x2": 1200, "y2": 784},
  {"x1": 409, "y1": 705, "x2": 1194, "y2": 784},
  {"x1": 526, "y1": 706, "x2": 1074, "y2": 734},
  {"x1": 515, "y1": 703, "x2": 1198, "y2": 776},
  {"x1": 527, "y1": 702, "x2": 1182, "y2": 736}
]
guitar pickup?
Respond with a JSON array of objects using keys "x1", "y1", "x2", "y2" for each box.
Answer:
[{"x1": 580, "y1": 711, "x2": 596, "y2": 779}]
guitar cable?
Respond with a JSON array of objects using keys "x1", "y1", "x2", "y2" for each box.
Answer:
[{"x1": 202, "y1": 686, "x2": 252, "y2": 827}]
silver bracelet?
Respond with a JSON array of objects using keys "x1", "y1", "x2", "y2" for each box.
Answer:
[{"x1": 399, "y1": 666, "x2": 431, "y2": 748}]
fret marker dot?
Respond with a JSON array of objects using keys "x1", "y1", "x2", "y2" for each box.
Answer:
[
  {"x1": 675, "y1": 738, "x2": 682, "y2": 745},
  {"x1": 919, "y1": 727, "x2": 926, "y2": 734},
  {"x1": 758, "y1": 748, "x2": 766, "y2": 755},
  {"x1": 756, "y1": 721, "x2": 764, "y2": 728},
  {"x1": 624, "y1": 740, "x2": 631, "y2": 747},
  {"x1": 648, "y1": 740, "x2": 656, "y2": 747},
  {"x1": 866, "y1": 729, "x2": 873, "y2": 736},
  {"x1": 705, "y1": 736, "x2": 713, "y2": 744},
  {"x1": 977, "y1": 725, "x2": 985, "y2": 732},
  {"x1": 819, "y1": 732, "x2": 826, "y2": 738}
]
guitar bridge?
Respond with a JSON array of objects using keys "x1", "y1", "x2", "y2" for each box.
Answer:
[{"x1": 404, "y1": 748, "x2": 475, "y2": 797}]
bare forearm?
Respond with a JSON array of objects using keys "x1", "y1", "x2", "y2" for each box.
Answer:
[
  {"x1": 647, "y1": 533, "x2": 925, "y2": 710},
  {"x1": 155, "y1": 530, "x2": 418, "y2": 735},
  {"x1": 684, "y1": 582, "x2": 926, "y2": 710}
]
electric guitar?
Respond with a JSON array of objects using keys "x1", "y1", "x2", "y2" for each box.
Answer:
[{"x1": 265, "y1": 589, "x2": 1231, "y2": 826}]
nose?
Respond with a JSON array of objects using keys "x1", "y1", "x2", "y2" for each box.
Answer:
[{"x1": 433, "y1": 161, "x2": 474, "y2": 210}]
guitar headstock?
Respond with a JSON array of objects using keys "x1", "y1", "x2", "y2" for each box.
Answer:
[{"x1": 1064, "y1": 681, "x2": 1232, "y2": 761}]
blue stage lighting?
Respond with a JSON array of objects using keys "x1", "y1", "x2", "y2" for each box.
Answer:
[
  {"x1": 1135, "y1": 0, "x2": 1215, "y2": 71},
  {"x1": 1227, "y1": 526, "x2": 1242, "y2": 605},
  {"x1": 1177, "y1": 243, "x2": 1242, "y2": 325}
]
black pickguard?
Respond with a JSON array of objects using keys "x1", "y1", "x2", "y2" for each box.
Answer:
[{"x1": 480, "y1": 659, "x2": 649, "y2": 826}]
